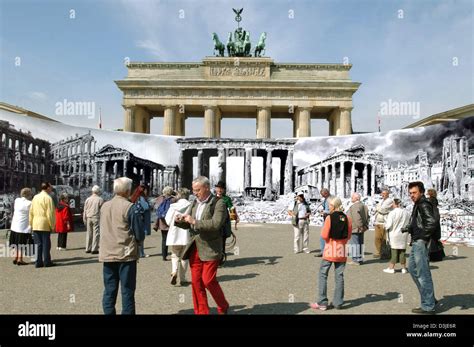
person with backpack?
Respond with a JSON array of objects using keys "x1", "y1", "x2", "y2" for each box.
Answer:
[
  {"x1": 130, "y1": 184, "x2": 151, "y2": 258},
  {"x1": 289, "y1": 192, "x2": 311, "y2": 254},
  {"x1": 174, "y1": 176, "x2": 229, "y2": 315},
  {"x1": 310, "y1": 197, "x2": 352, "y2": 311},
  {"x1": 154, "y1": 186, "x2": 177, "y2": 261}
]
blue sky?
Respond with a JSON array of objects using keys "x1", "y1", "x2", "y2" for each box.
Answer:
[{"x1": 0, "y1": 0, "x2": 472, "y2": 137}]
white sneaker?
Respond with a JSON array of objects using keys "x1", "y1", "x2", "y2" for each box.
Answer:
[
  {"x1": 383, "y1": 268, "x2": 395, "y2": 274},
  {"x1": 401, "y1": 268, "x2": 408, "y2": 274},
  {"x1": 303, "y1": 249, "x2": 310, "y2": 254}
]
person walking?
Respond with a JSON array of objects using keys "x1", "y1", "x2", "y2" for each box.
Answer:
[
  {"x1": 383, "y1": 198, "x2": 410, "y2": 274},
  {"x1": 154, "y1": 186, "x2": 177, "y2": 261},
  {"x1": 130, "y1": 184, "x2": 151, "y2": 258},
  {"x1": 29, "y1": 182, "x2": 56, "y2": 268},
  {"x1": 99, "y1": 177, "x2": 145, "y2": 315},
  {"x1": 289, "y1": 192, "x2": 311, "y2": 254},
  {"x1": 403, "y1": 181, "x2": 439, "y2": 314},
  {"x1": 346, "y1": 192, "x2": 369, "y2": 265},
  {"x1": 310, "y1": 197, "x2": 352, "y2": 311},
  {"x1": 165, "y1": 188, "x2": 192, "y2": 286},
  {"x1": 373, "y1": 188, "x2": 393, "y2": 258},
  {"x1": 9, "y1": 188, "x2": 33, "y2": 266},
  {"x1": 55, "y1": 192, "x2": 73, "y2": 250},
  {"x1": 83, "y1": 185, "x2": 104, "y2": 254},
  {"x1": 175, "y1": 176, "x2": 229, "y2": 315}
]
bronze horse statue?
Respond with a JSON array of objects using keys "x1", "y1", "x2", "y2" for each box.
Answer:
[{"x1": 212, "y1": 32, "x2": 225, "y2": 57}]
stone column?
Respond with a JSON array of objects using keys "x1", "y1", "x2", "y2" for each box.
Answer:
[
  {"x1": 204, "y1": 106, "x2": 217, "y2": 138},
  {"x1": 363, "y1": 163, "x2": 368, "y2": 197},
  {"x1": 123, "y1": 159, "x2": 128, "y2": 177},
  {"x1": 215, "y1": 108, "x2": 222, "y2": 138},
  {"x1": 350, "y1": 161, "x2": 356, "y2": 194},
  {"x1": 339, "y1": 107, "x2": 353, "y2": 135},
  {"x1": 370, "y1": 163, "x2": 376, "y2": 197},
  {"x1": 163, "y1": 106, "x2": 177, "y2": 136},
  {"x1": 197, "y1": 149, "x2": 203, "y2": 177},
  {"x1": 264, "y1": 149, "x2": 273, "y2": 199},
  {"x1": 256, "y1": 106, "x2": 271, "y2": 139},
  {"x1": 101, "y1": 162, "x2": 107, "y2": 192},
  {"x1": 297, "y1": 107, "x2": 312, "y2": 137},
  {"x1": 217, "y1": 147, "x2": 226, "y2": 184},
  {"x1": 180, "y1": 115, "x2": 186, "y2": 136},
  {"x1": 175, "y1": 113, "x2": 183, "y2": 136},
  {"x1": 178, "y1": 151, "x2": 185, "y2": 188},
  {"x1": 339, "y1": 162, "x2": 345, "y2": 198},
  {"x1": 332, "y1": 162, "x2": 337, "y2": 195},
  {"x1": 244, "y1": 148, "x2": 252, "y2": 189},
  {"x1": 124, "y1": 106, "x2": 135, "y2": 132},
  {"x1": 284, "y1": 149, "x2": 293, "y2": 194},
  {"x1": 293, "y1": 110, "x2": 299, "y2": 137}
]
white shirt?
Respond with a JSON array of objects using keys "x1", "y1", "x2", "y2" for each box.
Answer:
[
  {"x1": 195, "y1": 194, "x2": 212, "y2": 221},
  {"x1": 10, "y1": 197, "x2": 32, "y2": 234},
  {"x1": 297, "y1": 202, "x2": 309, "y2": 219}
]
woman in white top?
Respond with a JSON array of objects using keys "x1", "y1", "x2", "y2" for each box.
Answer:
[
  {"x1": 9, "y1": 188, "x2": 33, "y2": 265},
  {"x1": 165, "y1": 188, "x2": 192, "y2": 286},
  {"x1": 383, "y1": 198, "x2": 410, "y2": 274}
]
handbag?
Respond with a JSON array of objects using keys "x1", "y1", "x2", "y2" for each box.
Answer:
[
  {"x1": 429, "y1": 239, "x2": 445, "y2": 262},
  {"x1": 380, "y1": 240, "x2": 391, "y2": 260}
]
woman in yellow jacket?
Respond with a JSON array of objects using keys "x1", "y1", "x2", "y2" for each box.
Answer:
[{"x1": 29, "y1": 182, "x2": 56, "y2": 268}]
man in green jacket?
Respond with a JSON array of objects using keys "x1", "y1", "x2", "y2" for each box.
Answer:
[{"x1": 175, "y1": 176, "x2": 229, "y2": 315}]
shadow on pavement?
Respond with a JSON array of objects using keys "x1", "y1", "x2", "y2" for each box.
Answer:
[
  {"x1": 436, "y1": 294, "x2": 474, "y2": 313},
  {"x1": 223, "y1": 256, "x2": 282, "y2": 267},
  {"x1": 344, "y1": 292, "x2": 400, "y2": 309},
  {"x1": 218, "y1": 273, "x2": 259, "y2": 282},
  {"x1": 233, "y1": 302, "x2": 310, "y2": 314}
]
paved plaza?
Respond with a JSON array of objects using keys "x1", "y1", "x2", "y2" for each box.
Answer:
[{"x1": 0, "y1": 224, "x2": 473, "y2": 315}]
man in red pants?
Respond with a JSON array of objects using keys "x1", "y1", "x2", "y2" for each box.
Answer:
[{"x1": 175, "y1": 176, "x2": 229, "y2": 315}]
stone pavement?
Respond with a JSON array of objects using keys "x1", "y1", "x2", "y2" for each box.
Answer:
[{"x1": 0, "y1": 224, "x2": 473, "y2": 314}]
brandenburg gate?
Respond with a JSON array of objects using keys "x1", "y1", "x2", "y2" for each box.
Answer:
[{"x1": 116, "y1": 9, "x2": 360, "y2": 138}]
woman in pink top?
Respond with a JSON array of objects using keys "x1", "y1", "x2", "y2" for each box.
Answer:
[{"x1": 310, "y1": 196, "x2": 352, "y2": 311}]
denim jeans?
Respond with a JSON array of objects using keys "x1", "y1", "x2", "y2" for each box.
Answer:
[
  {"x1": 318, "y1": 259, "x2": 345, "y2": 307},
  {"x1": 139, "y1": 241, "x2": 145, "y2": 257},
  {"x1": 320, "y1": 237, "x2": 326, "y2": 253},
  {"x1": 102, "y1": 261, "x2": 137, "y2": 315},
  {"x1": 408, "y1": 239, "x2": 435, "y2": 311},
  {"x1": 349, "y1": 232, "x2": 364, "y2": 263},
  {"x1": 33, "y1": 231, "x2": 52, "y2": 267}
]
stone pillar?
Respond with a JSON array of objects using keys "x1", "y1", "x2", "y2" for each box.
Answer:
[
  {"x1": 123, "y1": 159, "x2": 128, "y2": 177},
  {"x1": 180, "y1": 115, "x2": 186, "y2": 136},
  {"x1": 215, "y1": 108, "x2": 222, "y2": 138},
  {"x1": 244, "y1": 148, "x2": 252, "y2": 189},
  {"x1": 370, "y1": 163, "x2": 376, "y2": 197},
  {"x1": 178, "y1": 151, "x2": 185, "y2": 188},
  {"x1": 197, "y1": 149, "x2": 204, "y2": 177},
  {"x1": 264, "y1": 149, "x2": 273, "y2": 199},
  {"x1": 101, "y1": 162, "x2": 107, "y2": 192},
  {"x1": 296, "y1": 107, "x2": 311, "y2": 137},
  {"x1": 332, "y1": 162, "x2": 337, "y2": 195},
  {"x1": 175, "y1": 113, "x2": 183, "y2": 136},
  {"x1": 292, "y1": 111, "x2": 299, "y2": 138},
  {"x1": 339, "y1": 107, "x2": 353, "y2": 135},
  {"x1": 204, "y1": 106, "x2": 217, "y2": 138},
  {"x1": 163, "y1": 106, "x2": 177, "y2": 136},
  {"x1": 284, "y1": 149, "x2": 294, "y2": 194},
  {"x1": 124, "y1": 106, "x2": 135, "y2": 132},
  {"x1": 363, "y1": 163, "x2": 368, "y2": 197},
  {"x1": 350, "y1": 161, "x2": 356, "y2": 194},
  {"x1": 339, "y1": 162, "x2": 345, "y2": 198},
  {"x1": 256, "y1": 106, "x2": 271, "y2": 139},
  {"x1": 217, "y1": 147, "x2": 226, "y2": 184}
]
